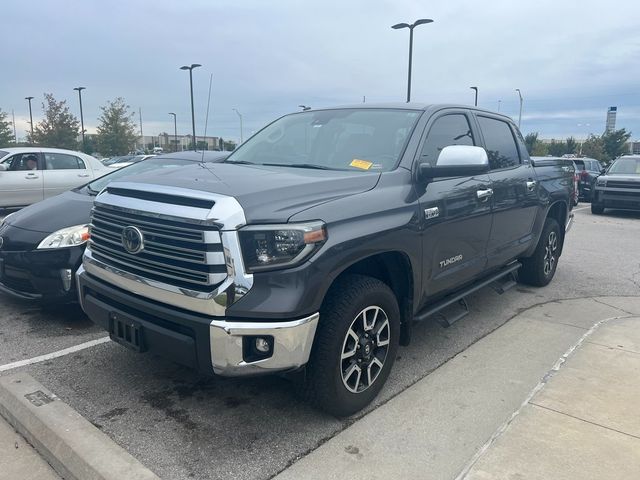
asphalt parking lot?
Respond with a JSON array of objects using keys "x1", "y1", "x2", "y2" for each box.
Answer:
[{"x1": 1, "y1": 206, "x2": 639, "y2": 480}]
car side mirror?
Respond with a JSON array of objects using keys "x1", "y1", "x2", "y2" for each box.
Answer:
[
  {"x1": 0, "y1": 164, "x2": 7, "y2": 171},
  {"x1": 418, "y1": 145, "x2": 490, "y2": 181}
]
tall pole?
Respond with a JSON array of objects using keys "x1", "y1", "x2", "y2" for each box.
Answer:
[
  {"x1": 11, "y1": 110, "x2": 17, "y2": 143},
  {"x1": 25, "y1": 96, "x2": 34, "y2": 141},
  {"x1": 168, "y1": 113, "x2": 177, "y2": 152},
  {"x1": 392, "y1": 19, "x2": 434, "y2": 103},
  {"x1": 516, "y1": 89, "x2": 523, "y2": 128},
  {"x1": 180, "y1": 64, "x2": 201, "y2": 151},
  {"x1": 73, "y1": 87, "x2": 86, "y2": 151},
  {"x1": 139, "y1": 107, "x2": 143, "y2": 152},
  {"x1": 470, "y1": 87, "x2": 478, "y2": 107},
  {"x1": 233, "y1": 108, "x2": 243, "y2": 143}
]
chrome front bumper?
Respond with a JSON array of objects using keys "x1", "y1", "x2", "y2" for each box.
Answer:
[{"x1": 209, "y1": 313, "x2": 319, "y2": 376}]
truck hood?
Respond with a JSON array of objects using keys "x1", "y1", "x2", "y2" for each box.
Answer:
[
  {"x1": 109, "y1": 163, "x2": 381, "y2": 223},
  {"x1": 601, "y1": 173, "x2": 640, "y2": 184}
]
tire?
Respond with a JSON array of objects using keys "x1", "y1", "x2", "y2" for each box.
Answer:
[
  {"x1": 591, "y1": 203, "x2": 604, "y2": 214},
  {"x1": 300, "y1": 274, "x2": 400, "y2": 417},
  {"x1": 519, "y1": 217, "x2": 561, "y2": 287}
]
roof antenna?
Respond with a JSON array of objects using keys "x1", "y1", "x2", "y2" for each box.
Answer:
[{"x1": 202, "y1": 73, "x2": 213, "y2": 162}]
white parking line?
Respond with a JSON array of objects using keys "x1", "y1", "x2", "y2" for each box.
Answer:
[
  {"x1": 0, "y1": 337, "x2": 110, "y2": 372},
  {"x1": 572, "y1": 205, "x2": 590, "y2": 212}
]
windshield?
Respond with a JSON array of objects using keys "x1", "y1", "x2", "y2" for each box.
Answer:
[
  {"x1": 87, "y1": 158, "x2": 194, "y2": 193},
  {"x1": 103, "y1": 155, "x2": 135, "y2": 165},
  {"x1": 0, "y1": 150, "x2": 9, "y2": 160},
  {"x1": 226, "y1": 108, "x2": 422, "y2": 172},
  {"x1": 608, "y1": 157, "x2": 640, "y2": 175}
]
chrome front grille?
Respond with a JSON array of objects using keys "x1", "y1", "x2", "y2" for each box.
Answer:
[
  {"x1": 606, "y1": 180, "x2": 640, "y2": 189},
  {"x1": 88, "y1": 204, "x2": 227, "y2": 291}
]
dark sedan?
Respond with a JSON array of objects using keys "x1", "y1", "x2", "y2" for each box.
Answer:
[
  {"x1": 591, "y1": 156, "x2": 640, "y2": 214},
  {"x1": 0, "y1": 151, "x2": 228, "y2": 302}
]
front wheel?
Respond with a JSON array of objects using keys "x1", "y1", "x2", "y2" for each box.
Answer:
[
  {"x1": 591, "y1": 203, "x2": 604, "y2": 214},
  {"x1": 301, "y1": 274, "x2": 400, "y2": 417},
  {"x1": 519, "y1": 217, "x2": 561, "y2": 287}
]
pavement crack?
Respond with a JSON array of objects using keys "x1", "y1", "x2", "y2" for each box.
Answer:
[
  {"x1": 592, "y1": 297, "x2": 636, "y2": 316},
  {"x1": 529, "y1": 402, "x2": 640, "y2": 441},
  {"x1": 585, "y1": 340, "x2": 640, "y2": 356}
]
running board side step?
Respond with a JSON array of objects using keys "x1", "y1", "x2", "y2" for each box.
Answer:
[{"x1": 414, "y1": 262, "x2": 521, "y2": 328}]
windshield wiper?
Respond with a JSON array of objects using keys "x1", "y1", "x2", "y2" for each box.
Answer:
[
  {"x1": 223, "y1": 159, "x2": 256, "y2": 165},
  {"x1": 260, "y1": 163, "x2": 334, "y2": 170}
]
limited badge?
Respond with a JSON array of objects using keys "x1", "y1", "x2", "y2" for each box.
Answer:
[
  {"x1": 350, "y1": 159, "x2": 373, "y2": 170},
  {"x1": 424, "y1": 207, "x2": 440, "y2": 220}
]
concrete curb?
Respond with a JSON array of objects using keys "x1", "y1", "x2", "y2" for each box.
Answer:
[{"x1": 0, "y1": 373, "x2": 159, "y2": 480}]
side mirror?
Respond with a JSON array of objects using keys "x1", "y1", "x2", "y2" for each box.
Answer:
[
  {"x1": 0, "y1": 164, "x2": 7, "y2": 171},
  {"x1": 418, "y1": 145, "x2": 489, "y2": 181}
]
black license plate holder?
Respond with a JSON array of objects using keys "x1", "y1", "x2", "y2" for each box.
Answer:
[{"x1": 109, "y1": 313, "x2": 145, "y2": 352}]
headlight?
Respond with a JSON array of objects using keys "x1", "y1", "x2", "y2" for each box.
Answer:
[
  {"x1": 37, "y1": 224, "x2": 90, "y2": 249},
  {"x1": 239, "y1": 221, "x2": 327, "y2": 272},
  {"x1": 0, "y1": 212, "x2": 16, "y2": 227},
  {"x1": 596, "y1": 178, "x2": 606, "y2": 187}
]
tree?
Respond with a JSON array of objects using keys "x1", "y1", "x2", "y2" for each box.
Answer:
[
  {"x1": 30, "y1": 93, "x2": 80, "y2": 149},
  {"x1": 95, "y1": 98, "x2": 138, "y2": 156},
  {"x1": 547, "y1": 140, "x2": 566, "y2": 157},
  {"x1": 524, "y1": 132, "x2": 538, "y2": 154},
  {"x1": 565, "y1": 137, "x2": 577, "y2": 155},
  {"x1": 581, "y1": 134, "x2": 606, "y2": 162},
  {"x1": 0, "y1": 109, "x2": 14, "y2": 146},
  {"x1": 531, "y1": 142, "x2": 548, "y2": 156},
  {"x1": 602, "y1": 128, "x2": 631, "y2": 162}
]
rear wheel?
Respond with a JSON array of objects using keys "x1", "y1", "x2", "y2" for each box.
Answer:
[
  {"x1": 519, "y1": 217, "x2": 561, "y2": 287},
  {"x1": 300, "y1": 274, "x2": 400, "y2": 417},
  {"x1": 591, "y1": 203, "x2": 604, "y2": 214}
]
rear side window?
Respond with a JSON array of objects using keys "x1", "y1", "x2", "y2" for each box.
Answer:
[
  {"x1": 420, "y1": 114, "x2": 475, "y2": 166},
  {"x1": 44, "y1": 153, "x2": 86, "y2": 170},
  {"x1": 477, "y1": 116, "x2": 520, "y2": 169}
]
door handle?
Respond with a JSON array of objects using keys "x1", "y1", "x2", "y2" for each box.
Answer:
[
  {"x1": 78, "y1": 173, "x2": 90, "y2": 177},
  {"x1": 526, "y1": 180, "x2": 537, "y2": 191},
  {"x1": 25, "y1": 173, "x2": 39, "y2": 179},
  {"x1": 476, "y1": 188, "x2": 494, "y2": 201}
]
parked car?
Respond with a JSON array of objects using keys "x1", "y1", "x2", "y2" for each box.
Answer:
[
  {"x1": 0, "y1": 147, "x2": 110, "y2": 208},
  {"x1": 0, "y1": 151, "x2": 228, "y2": 303},
  {"x1": 77, "y1": 104, "x2": 574, "y2": 416},
  {"x1": 102, "y1": 155, "x2": 135, "y2": 166},
  {"x1": 573, "y1": 157, "x2": 602, "y2": 201},
  {"x1": 591, "y1": 155, "x2": 640, "y2": 214},
  {"x1": 532, "y1": 156, "x2": 578, "y2": 206}
]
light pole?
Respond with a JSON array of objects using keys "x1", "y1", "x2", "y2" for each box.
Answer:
[
  {"x1": 25, "y1": 96, "x2": 34, "y2": 141},
  {"x1": 470, "y1": 87, "x2": 478, "y2": 107},
  {"x1": 73, "y1": 87, "x2": 86, "y2": 150},
  {"x1": 516, "y1": 88, "x2": 523, "y2": 128},
  {"x1": 392, "y1": 18, "x2": 434, "y2": 103},
  {"x1": 232, "y1": 108, "x2": 244, "y2": 143},
  {"x1": 180, "y1": 63, "x2": 201, "y2": 150},
  {"x1": 168, "y1": 112, "x2": 177, "y2": 152}
]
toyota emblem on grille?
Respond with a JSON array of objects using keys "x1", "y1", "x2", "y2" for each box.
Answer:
[{"x1": 121, "y1": 226, "x2": 144, "y2": 254}]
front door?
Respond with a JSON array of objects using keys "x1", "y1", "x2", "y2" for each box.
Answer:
[
  {"x1": 476, "y1": 115, "x2": 539, "y2": 268},
  {"x1": 415, "y1": 111, "x2": 493, "y2": 305},
  {"x1": 0, "y1": 153, "x2": 44, "y2": 207}
]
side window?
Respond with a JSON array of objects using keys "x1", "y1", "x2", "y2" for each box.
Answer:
[
  {"x1": 477, "y1": 117, "x2": 521, "y2": 170},
  {"x1": 44, "y1": 153, "x2": 86, "y2": 170},
  {"x1": 2, "y1": 153, "x2": 39, "y2": 171},
  {"x1": 419, "y1": 114, "x2": 475, "y2": 166}
]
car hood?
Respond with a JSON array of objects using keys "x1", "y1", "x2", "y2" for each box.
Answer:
[
  {"x1": 105, "y1": 163, "x2": 381, "y2": 223},
  {"x1": 4, "y1": 189, "x2": 93, "y2": 234},
  {"x1": 601, "y1": 173, "x2": 640, "y2": 183}
]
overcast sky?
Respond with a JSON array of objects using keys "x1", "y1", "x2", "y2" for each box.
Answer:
[{"x1": 2, "y1": 0, "x2": 640, "y2": 143}]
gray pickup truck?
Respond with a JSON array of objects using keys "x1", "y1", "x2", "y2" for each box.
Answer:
[{"x1": 77, "y1": 104, "x2": 574, "y2": 416}]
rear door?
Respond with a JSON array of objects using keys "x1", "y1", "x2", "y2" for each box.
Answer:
[
  {"x1": 42, "y1": 152, "x2": 92, "y2": 199},
  {"x1": 416, "y1": 110, "x2": 493, "y2": 301},
  {"x1": 476, "y1": 115, "x2": 539, "y2": 269},
  {"x1": 0, "y1": 153, "x2": 44, "y2": 207}
]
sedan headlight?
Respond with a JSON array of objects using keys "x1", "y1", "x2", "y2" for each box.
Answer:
[
  {"x1": 239, "y1": 222, "x2": 327, "y2": 272},
  {"x1": 37, "y1": 224, "x2": 90, "y2": 249}
]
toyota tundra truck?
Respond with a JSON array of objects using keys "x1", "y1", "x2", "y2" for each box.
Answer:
[{"x1": 77, "y1": 104, "x2": 574, "y2": 416}]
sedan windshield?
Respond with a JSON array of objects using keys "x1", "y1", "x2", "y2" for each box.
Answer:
[
  {"x1": 87, "y1": 158, "x2": 194, "y2": 193},
  {"x1": 608, "y1": 157, "x2": 640, "y2": 175},
  {"x1": 226, "y1": 108, "x2": 422, "y2": 172}
]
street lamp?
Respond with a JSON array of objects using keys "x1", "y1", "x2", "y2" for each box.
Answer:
[
  {"x1": 470, "y1": 87, "x2": 478, "y2": 107},
  {"x1": 25, "y1": 96, "x2": 34, "y2": 141},
  {"x1": 299, "y1": 105, "x2": 311, "y2": 111},
  {"x1": 232, "y1": 108, "x2": 244, "y2": 144},
  {"x1": 180, "y1": 63, "x2": 201, "y2": 150},
  {"x1": 73, "y1": 87, "x2": 86, "y2": 151},
  {"x1": 391, "y1": 18, "x2": 434, "y2": 103},
  {"x1": 168, "y1": 112, "x2": 177, "y2": 152},
  {"x1": 515, "y1": 88, "x2": 523, "y2": 128}
]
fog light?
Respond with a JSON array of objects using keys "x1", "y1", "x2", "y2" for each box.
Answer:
[
  {"x1": 60, "y1": 269, "x2": 73, "y2": 292},
  {"x1": 255, "y1": 337, "x2": 270, "y2": 353}
]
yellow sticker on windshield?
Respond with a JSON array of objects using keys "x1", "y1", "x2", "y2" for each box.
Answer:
[{"x1": 350, "y1": 159, "x2": 373, "y2": 170}]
